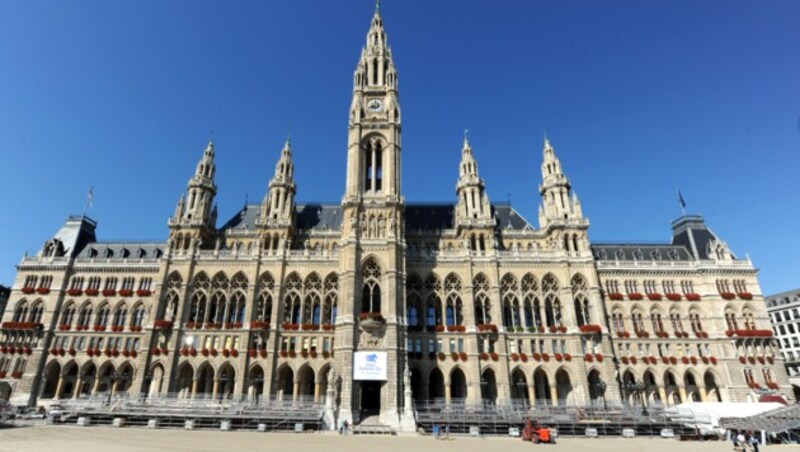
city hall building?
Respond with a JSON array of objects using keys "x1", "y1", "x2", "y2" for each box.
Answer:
[{"x1": 0, "y1": 6, "x2": 791, "y2": 429}]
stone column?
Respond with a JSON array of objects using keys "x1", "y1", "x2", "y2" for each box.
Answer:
[
  {"x1": 191, "y1": 378, "x2": 199, "y2": 399},
  {"x1": 527, "y1": 384, "x2": 536, "y2": 405},
  {"x1": 549, "y1": 385, "x2": 558, "y2": 407},
  {"x1": 445, "y1": 385, "x2": 451, "y2": 404},
  {"x1": 54, "y1": 377, "x2": 64, "y2": 400},
  {"x1": 677, "y1": 385, "x2": 687, "y2": 403},
  {"x1": 314, "y1": 380, "x2": 321, "y2": 403},
  {"x1": 293, "y1": 380, "x2": 300, "y2": 400},
  {"x1": 658, "y1": 386, "x2": 667, "y2": 405},
  {"x1": 698, "y1": 386, "x2": 708, "y2": 402},
  {"x1": 212, "y1": 379, "x2": 219, "y2": 400}
]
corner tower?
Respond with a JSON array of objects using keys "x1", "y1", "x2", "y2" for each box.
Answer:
[{"x1": 168, "y1": 141, "x2": 218, "y2": 251}]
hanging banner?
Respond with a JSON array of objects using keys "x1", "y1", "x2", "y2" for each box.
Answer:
[{"x1": 353, "y1": 351, "x2": 387, "y2": 381}]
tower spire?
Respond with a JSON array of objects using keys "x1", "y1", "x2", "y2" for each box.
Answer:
[
  {"x1": 537, "y1": 137, "x2": 585, "y2": 228},
  {"x1": 456, "y1": 133, "x2": 491, "y2": 225},
  {"x1": 260, "y1": 139, "x2": 296, "y2": 225}
]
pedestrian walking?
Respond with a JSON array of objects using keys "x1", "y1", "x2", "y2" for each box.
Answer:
[{"x1": 432, "y1": 423, "x2": 439, "y2": 439}]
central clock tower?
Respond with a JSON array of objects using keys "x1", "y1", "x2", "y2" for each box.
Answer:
[{"x1": 335, "y1": 4, "x2": 409, "y2": 429}]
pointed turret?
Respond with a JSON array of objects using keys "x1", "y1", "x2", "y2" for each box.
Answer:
[
  {"x1": 173, "y1": 140, "x2": 217, "y2": 226},
  {"x1": 537, "y1": 138, "x2": 585, "y2": 228},
  {"x1": 259, "y1": 139, "x2": 296, "y2": 225},
  {"x1": 455, "y1": 135, "x2": 492, "y2": 225}
]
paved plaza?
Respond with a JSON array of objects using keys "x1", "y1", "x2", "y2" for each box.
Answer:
[{"x1": 0, "y1": 424, "x2": 738, "y2": 452}]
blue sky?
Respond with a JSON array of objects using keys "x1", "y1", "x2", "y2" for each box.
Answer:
[{"x1": 0, "y1": 1, "x2": 798, "y2": 293}]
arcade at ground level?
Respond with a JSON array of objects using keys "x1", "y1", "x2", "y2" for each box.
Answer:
[{"x1": 0, "y1": 424, "x2": 737, "y2": 452}]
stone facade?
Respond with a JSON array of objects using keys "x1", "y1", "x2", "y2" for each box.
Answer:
[{"x1": 0, "y1": 5, "x2": 792, "y2": 428}]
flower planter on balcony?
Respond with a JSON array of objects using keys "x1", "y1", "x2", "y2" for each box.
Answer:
[
  {"x1": 662, "y1": 356, "x2": 670, "y2": 364},
  {"x1": 584, "y1": 353, "x2": 593, "y2": 362},
  {"x1": 767, "y1": 382, "x2": 779, "y2": 390},
  {"x1": 737, "y1": 292, "x2": 753, "y2": 300},
  {"x1": 288, "y1": 351, "x2": 296, "y2": 358},
  {"x1": 690, "y1": 356, "x2": 698, "y2": 365},
  {"x1": 21, "y1": 287, "x2": 36, "y2": 294},
  {"x1": 153, "y1": 320, "x2": 174, "y2": 330},
  {"x1": 719, "y1": 292, "x2": 736, "y2": 300},
  {"x1": 260, "y1": 350, "x2": 268, "y2": 358},
  {"x1": 2, "y1": 322, "x2": 44, "y2": 330},
  {"x1": 93, "y1": 325, "x2": 106, "y2": 332},
  {"x1": 189, "y1": 348, "x2": 197, "y2": 357},
  {"x1": 608, "y1": 293, "x2": 624, "y2": 301},
  {"x1": 710, "y1": 357, "x2": 717, "y2": 365},
  {"x1": 118, "y1": 289, "x2": 133, "y2": 297},
  {"x1": 210, "y1": 349, "x2": 218, "y2": 357},
  {"x1": 564, "y1": 353, "x2": 572, "y2": 362},
  {"x1": 179, "y1": 348, "x2": 188, "y2": 357},
  {"x1": 280, "y1": 350, "x2": 288, "y2": 358},
  {"x1": 136, "y1": 290, "x2": 152, "y2": 297},
  {"x1": 85, "y1": 289, "x2": 99, "y2": 296},
  {"x1": 542, "y1": 354, "x2": 551, "y2": 362},
  {"x1": 460, "y1": 352, "x2": 468, "y2": 361},
  {"x1": 437, "y1": 352, "x2": 446, "y2": 361},
  {"x1": 152, "y1": 348, "x2": 161, "y2": 356},
  {"x1": 666, "y1": 293, "x2": 682, "y2": 301},
  {"x1": 701, "y1": 357, "x2": 709, "y2": 364},
  {"x1": 490, "y1": 352, "x2": 498, "y2": 361},
  {"x1": 36, "y1": 287, "x2": 51, "y2": 295},
  {"x1": 685, "y1": 293, "x2": 701, "y2": 301},
  {"x1": 532, "y1": 352, "x2": 541, "y2": 361},
  {"x1": 322, "y1": 323, "x2": 335, "y2": 331},
  {"x1": 322, "y1": 351, "x2": 331, "y2": 359},
  {"x1": 647, "y1": 293, "x2": 662, "y2": 301},
  {"x1": 279, "y1": 322, "x2": 297, "y2": 331},
  {"x1": 479, "y1": 352, "x2": 489, "y2": 361},
  {"x1": 510, "y1": 353, "x2": 519, "y2": 361},
  {"x1": 628, "y1": 293, "x2": 643, "y2": 301},
  {"x1": 579, "y1": 324, "x2": 602, "y2": 334},
  {"x1": 301, "y1": 323, "x2": 319, "y2": 331},
  {"x1": 669, "y1": 357, "x2": 678, "y2": 365},
  {"x1": 621, "y1": 356, "x2": 629, "y2": 364},
  {"x1": 477, "y1": 323, "x2": 498, "y2": 333},
  {"x1": 102, "y1": 289, "x2": 117, "y2": 297},
  {"x1": 222, "y1": 349, "x2": 230, "y2": 357}
]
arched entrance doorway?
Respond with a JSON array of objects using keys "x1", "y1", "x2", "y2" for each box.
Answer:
[
  {"x1": 61, "y1": 362, "x2": 79, "y2": 399},
  {"x1": 450, "y1": 368, "x2": 467, "y2": 401},
  {"x1": 510, "y1": 368, "x2": 529, "y2": 406},
  {"x1": 533, "y1": 368, "x2": 551, "y2": 406},
  {"x1": 555, "y1": 369, "x2": 572, "y2": 405},
  {"x1": 704, "y1": 371, "x2": 722, "y2": 402},
  {"x1": 429, "y1": 368, "x2": 444, "y2": 401},
  {"x1": 276, "y1": 365, "x2": 294, "y2": 401},
  {"x1": 358, "y1": 380, "x2": 381, "y2": 420},
  {"x1": 175, "y1": 363, "x2": 193, "y2": 399},
  {"x1": 217, "y1": 364, "x2": 235, "y2": 400},
  {"x1": 78, "y1": 363, "x2": 96, "y2": 397},
  {"x1": 40, "y1": 361, "x2": 61, "y2": 399},
  {"x1": 297, "y1": 365, "x2": 315, "y2": 400},
  {"x1": 587, "y1": 369, "x2": 605, "y2": 408},
  {"x1": 480, "y1": 368, "x2": 498, "y2": 405},
  {"x1": 247, "y1": 365, "x2": 265, "y2": 402},
  {"x1": 196, "y1": 364, "x2": 214, "y2": 399},
  {"x1": 148, "y1": 364, "x2": 165, "y2": 398}
]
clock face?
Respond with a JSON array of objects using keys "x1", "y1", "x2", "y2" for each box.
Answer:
[{"x1": 367, "y1": 98, "x2": 383, "y2": 112}]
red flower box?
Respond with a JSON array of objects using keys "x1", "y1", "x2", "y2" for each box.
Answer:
[
  {"x1": 510, "y1": 353, "x2": 519, "y2": 361},
  {"x1": 480, "y1": 352, "x2": 489, "y2": 360},
  {"x1": 608, "y1": 293, "x2": 624, "y2": 301},
  {"x1": 709, "y1": 357, "x2": 717, "y2": 365},
  {"x1": 21, "y1": 287, "x2": 36, "y2": 294},
  {"x1": 701, "y1": 356, "x2": 709, "y2": 364},
  {"x1": 767, "y1": 382, "x2": 779, "y2": 390},
  {"x1": 477, "y1": 323, "x2": 498, "y2": 333},
  {"x1": 621, "y1": 356, "x2": 629, "y2": 364},
  {"x1": 554, "y1": 353, "x2": 563, "y2": 362},
  {"x1": 685, "y1": 293, "x2": 701, "y2": 301},
  {"x1": 669, "y1": 356, "x2": 678, "y2": 365},
  {"x1": 628, "y1": 293, "x2": 643, "y2": 300},
  {"x1": 249, "y1": 349, "x2": 257, "y2": 358},
  {"x1": 85, "y1": 289, "x2": 99, "y2": 296},
  {"x1": 490, "y1": 352, "x2": 499, "y2": 361},
  {"x1": 630, "y1": 356, "x2": 638, "y2": 364},
  {"x1": 559, "y1": 325, "x2": 567, "y2": 333},
  {"x1": 767, "y1": 356, "x2": 774, "y2": 364},
  {"x1": 179, "y1": 347, "x2": 188, "y2": 356},
  {"x1": 739, "y1": 356, "x2": 746, "y2": 363},
  {"x1": 94, "y1": 325, "x2": 106, "y2": 332},
  {"x1": 102, "y1": 289, "x2": 117, "y2": 296},
  {"x1": 205, "y1": 323, "x2": 222, "y2": 330},
  {"x1": 210, "y1": 348, "x2": 218, "y2": 357},
  {"x1": 36, "y1": 287, "x2": 51, "y2": 295},
  {"x1": 260, "y1": 350, "x2": 267, "y2": 358},
  {"x1": 136, "y1": 289, "x2": 152, "y2": 297},
  {"x1": 201, "y1": 348, "x2": 209, "y2": 357},
  {"x1": 231, "y1": 349, "x2": 238, "y2": 357},
  {"x1": 666, "y1": 293, "x2": 682, "y2": 301},
  {"x1": 532, "y1": 352, "x2": 541, "y2": 361},
  {"x1": 564, "y1": 353, "x2": 572, "y2": 361},
  {"x1": 636, "y1": 331, "x2": 649, "y2": 338},
  {"x1": 542, "y1": 353, "x2": 550, "y2": 362},
  {"x1": 280, "y1": 322, "x2": 299, "y2": 331},
  {"x1": 103, "y1": 349, "x2": 112, "y2": 357},
  {"x1": 757, "y1": 356, "x2": 765, "y2": 364},
  {"x1": 152, "y1": 348, "x2": 161, "y2": 356},
  {"x1": 112, "y1": 349, "x2": 119, "y2": 357},
  {"x1": 690, "y1": 356, "x2": 698, "y2": 365},
  {"x1": 322, "y1": 351, "x2": 331, "y2": 359},
  {"x1": 190, "y1": 348, "x2": 197, "y2": 357},
  {"x1": 549, "y1": 326, "x2": 558, "y2": 333},
  {"x1": 719, "y1": 292, "x2": 736, "y2": 300},
  {"x1": 584, "y1": 353, "x2": 594, "y2": 362},
  {"x1": 250, "y1": 321, "x2": 270, "y2": 330},
  {"x1": 434, "y1": 325, "x2": 445, "y2": 332},
  {"x1": 1, "y1": 322, "x2": 43, "y2": 330},
  {"x1": 131, "y1": 350, "x2": 137, "y2": 358},
  {"x1": 122, "y1": 350, "x2": 130, "y2": 357},
  {"x1": 11, "y1": 371, "x2": 22, "y2": 379},
  {"x1": 737, "y1": 292, "x2": 753, "y2": 300},
  {"x1": 322, "y1": 323, "x2": 334, "y2": 331},
  {"x1": 748, "y1": 356, "x2": 756, "y2": 364},
  {"x1": 280, "y1": 350, "x2": 288, "y2": 358},
  {"x1": 438, "y1": 352, "x2": 446, "y2": 361},
  {"x1": 662, "y1": 356, "x2": 670, "y2": 364},
  {"x1": 118, "y1": 289, "x2": 133, "y2": 297},
  {"x1": 459, "y1": 352, "x2": 468, "y2": 361},
  {"x1": 647, "y1": 293, "x2": 662, "y2": 301},
  {"x1": 154, "y1": 320, "x2": 173, "y2": 330},
  {"x1": 579, "y1": 324, "x2": 602, "y2": 334},
  {"x1": 288, "y1": 350, "x2": 296, "y2": 358}
]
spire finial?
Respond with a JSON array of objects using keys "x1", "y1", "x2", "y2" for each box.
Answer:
[
  {"x1": 375, "y1": 0, "x2": 381, "y2": 14},
  {"x1": 463, "y1": 128, "x2": 469, "y2": 147}
]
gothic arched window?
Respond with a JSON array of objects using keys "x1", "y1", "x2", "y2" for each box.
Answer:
[{"x1": 361, "y1": 258, "x2": 382, "y2": 313}]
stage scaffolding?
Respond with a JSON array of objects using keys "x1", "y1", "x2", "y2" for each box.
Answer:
[
  {"x1": 53, "y1": 394, "x2": 325, "y2": 431},
  {"x1": 720, "y1": 404, "x2": 800, "y2": 443},
  {"x1": 413, "y1": 399, "x2": 714, "y2": 437}
]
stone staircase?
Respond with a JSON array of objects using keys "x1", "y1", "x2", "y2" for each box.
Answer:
[{"x1": 352, "y1": 415, "x2": 396, "y2": 435}]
